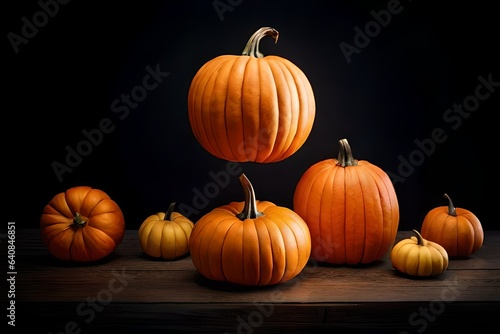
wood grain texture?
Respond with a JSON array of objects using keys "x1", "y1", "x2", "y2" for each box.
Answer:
[{"x1": 12, "y1": 229, "x2": 500, "y2": 333}]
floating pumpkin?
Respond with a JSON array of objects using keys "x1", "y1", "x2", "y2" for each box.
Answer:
[
  {"x1": 391, "y1": 229, "x2": 449, "y2": 277},
  {"x1": 420, "y1": 193, "x2": 484, "y2": 257},
  {"x1": 187, "y1": 26, "x2": 316, "y2": 163},
  {"x1": 189, "y1": 173, "x2": 311, "y2": 286},
  {"x1": 138, "y1": 202, "x2": 194, "y2": 260},
  {"x1": 293, "y1": 138, "x2": 399, "y2": 265},
  {"x1": 40, "y1": 186, "x2": 125, "y2": 262}
]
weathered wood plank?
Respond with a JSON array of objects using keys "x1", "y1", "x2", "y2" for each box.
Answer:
[
  {"x1": 11, "y1": 229, "x2": 500, "y2": 332},
  {"x1": 14, "y1": 230, "x2": 500, "y2": 304},
  {"x1": 14, "y1": 302, "x2": 500, "y2": 333},
  {"x1": 16, "y1": 267, "x2": 500, "y2": 303}
]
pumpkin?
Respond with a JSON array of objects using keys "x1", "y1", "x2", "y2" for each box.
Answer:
[
  {"x1": 391, "y1": 229, "x2": 449, "y2": 277},
  {"x1": 420, "y1": 193, "x2": 484, "y2": 258},
  {"x1": 189, "y1": 173, "x2": 311, "y2": 286},
  {"x1": 187, "y1": 26, "x2": 316, "y2": 163},
  {"x1": 293, "y1": 138, "x2": 399, "y2": 265},
  {"x1": 138, "y1": 202, "x2": 194, "y2": 260},
  {"x1": 40, "y1": 186, "x2": 125, "y2": 262}
]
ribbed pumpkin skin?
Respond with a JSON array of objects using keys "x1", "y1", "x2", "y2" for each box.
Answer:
[
  {"x1": 293, "y1": 141, "x2": 399, "y2": 265},
  {"x1": 138, "y1": 211, "x2": 194, "y2": 260},
  {"x1": 40, "y1": 186, "x2": 125, "y2": 262},
  {"x1": 390, "y1": 230, "x2": 449, "y2": 277},
  {"x1": 188, "y1": 32, "x2": 315, "y2": 163},
  {"x1": 189, "y1": 200, "x2": 311, "y2": 286},
  {"x1": 420, "y1": 196, "x2": 483, "y2": 257}
]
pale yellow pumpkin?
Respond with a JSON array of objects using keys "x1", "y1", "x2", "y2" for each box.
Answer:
[
  {"x1": 138, "y1": 203, "x2": 194, "y2": 260},
  {"x1": 391, "y1": 230, "x2": 449, "y2": 277}
]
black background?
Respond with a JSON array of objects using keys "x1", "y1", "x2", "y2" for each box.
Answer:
[{"x1": 5, "y1": 0, "x2": 498, "y2": 232}]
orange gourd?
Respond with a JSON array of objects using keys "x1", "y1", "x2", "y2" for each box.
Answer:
[
  {"x1": 187, "y1": 27, "x2": 316, "y2": 163},
  {"x1": 189, "y1": 173, "x2": 311, "y2": 286},
  {"x1": 138, "y1": 202, "x2": 194, "y2": 260},
  {"x1": 293, "y1": 138, "x2": 400, "y2": 265},
  {"x1": 40, "y1": 186, "x2": 125, "y2": 262},
  {"x1": 420, "y1": 193, "x2": 484, "y2": 257}
]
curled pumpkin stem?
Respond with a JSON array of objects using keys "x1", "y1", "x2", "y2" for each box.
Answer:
[
  {"x1": 242, "y1": 27, "x2": 279, "y2": 58},
  {"x1": 337, "y1": 138, "x2": 358, "y2": 167},
  {"x1": 236, "y1": 173, "x2": 263, "y2": 220},
  {"x1": 412, "y1": 229, "x2": 425, "y2": 246},
  {"x1": 73, "y1": 212, "x2": 86, "y2": 227},
  {"x1": 444, "y1": 193, "x2": 457, "y2": 217},
  {"x1": 165, "y1": 202, "x2": 176, "y2": 220}
]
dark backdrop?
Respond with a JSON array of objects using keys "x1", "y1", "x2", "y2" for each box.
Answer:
[{"x1": 5, "y1": 0, "x2": 498, "y2": 231}]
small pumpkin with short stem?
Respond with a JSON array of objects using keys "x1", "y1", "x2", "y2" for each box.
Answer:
[
  {"x1": 188, "y1": 27, "x2": 316, "y2": 163},
  {"x1": 420, "y1": 193, "x2": 484, "y2": 258},
  {"x1": 40, "y1": 186, "x2": 126, "y2": 262},
  {"x1": 189, "y1": 173, "x2": 311, "y2": 286},
  {"x1": 391, "y1": 229, "x2": 449, "y2": 277},
  {"x1": 138, "y1": 202, "x2": 194, "y2": 260}
]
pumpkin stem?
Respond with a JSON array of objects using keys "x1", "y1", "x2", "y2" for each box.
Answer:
[
  {"x1": 337, "y1": 138, "x2": 358, "y2": 167},
  {"x1": 242, "y1": 27, "x2": 279, "y2": 58},
  {"x1": 413, "y1": 229, "x2": 425, "y2": 246},
  {"x1": 443, "y1": 193, "x2": 457, "y2": 217},
  {"x1": 73, "y1": 212, "x2": 86, "y2": 227},
  {"x1": 165, "y1": 202, "x2": 176, "y2": 220},
  {"x1": 236, "y1": 173, "x2": 263, "y2": 220}
]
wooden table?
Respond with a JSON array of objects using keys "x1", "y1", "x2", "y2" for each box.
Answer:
[{"x1": 11, "y1": 229, "x2": 500, "y2": 333}]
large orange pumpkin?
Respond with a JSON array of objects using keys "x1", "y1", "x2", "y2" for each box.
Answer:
[
  {"x1": 189, "y1": 173, "x2": 311, "y2": 286},
  {"x1": 40, "y1": 186, "x2": 126, "y2": 262},
  {"x1": 293, "y1": 138, "x2": 400, "y2": 265},
  {"x1": 420, "y1": 193, "x2": 484, "y2": 258},
  {"x1": 187, "y1": 26, "x2": 316, "y2": 163}
]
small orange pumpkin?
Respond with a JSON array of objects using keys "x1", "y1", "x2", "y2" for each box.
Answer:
[
  {"x1": 138, "y1": 202, "x2": 194, "y2": 260},
  {"x1": 188, "y1": 27, "x2": 316, "y2": 163},
  {"x1": 40, "y1": 186, "x2": 125, "y2": 262},
  {"x1": 420, "y1": 193, "x2": 484, "y2": 257},
  {"x1": 293, "y1": 138, "x2": 400, "y2": 265},
  {"x1": 189, "y1": 173, "x2": 311, "y2": 286}
]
